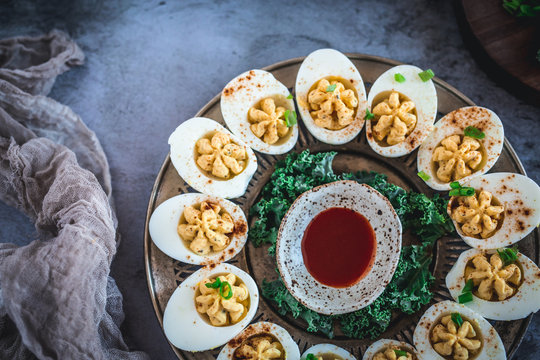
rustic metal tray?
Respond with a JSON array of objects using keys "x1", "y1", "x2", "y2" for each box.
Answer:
[{"x1": 144, "y1": 54, "x2": 538, "y2": 359}]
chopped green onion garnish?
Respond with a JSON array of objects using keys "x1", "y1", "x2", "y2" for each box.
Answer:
[
  {"x1": 326, "y1": 84, "x2": 337, "y2": 92},
  {"x1": 450, "y1": 181, "x2": 461, "y2": 189},
  {"x1": 449, "y1": 183, "x2": 475, "y2": 197},
  {"x1": 287, "y1": 94, "x2": 293, "y2": 99},
  {"x1": 418, "y1": 171, "x2": 431, "y2": 181},
  {"x1": 364, "y1": 108, "x2": 375, "y2": 120},
  {"x1": 394, "y1": 349, "x2": 408, "y2": 357},
  {"x1": 449, "y1": 189, "x2": 460, "y2": 196},
  {"x1": 205, "y1": 277, "x2": 222, "y2": 289},
  {"x1": 458, "y1": 292, "x2": 473, "y2": 304},
  {"x1": 284, "y1": 109, "x2": 297, "y2": 127},
  {"x1": 219, "y1": 281, "x2": 233, "y2": 299},
  {"x1": 394, "y1": 73, "x2": 406, "y2": 83},
  {"x1": 451, "y1": 312, "x2": 463, "y2": 327},
  {"x1": 459, "y1": 187, "x2": 475, "y2": 196},
  {"x1": 418, "y1": 69, "x2": 435, "y2": 82},
  {"x1": 497, "y1": 247, "x2": 519, "y2": 266},
  {"x1": 464, "y1": 126, "x2": 485, "y2": 139},
  {"x1": 463, "y1": 279, "x2": 474, "y2": 293},
  {"x1": 306, "y1": 354, "x2": 316, "y2": 360}
]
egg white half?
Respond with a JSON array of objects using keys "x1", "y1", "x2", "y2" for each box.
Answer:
[
  {"x1": 362, "y1": 339, "x2": 417, "y2": 360},
  {"x1": 366, "y1": 64, "x2": 437, "y2": 157},
  {"x1": 149, "y1": 193, "x2": 248, "y2": 265},
  {"x1": 448, "y1": 173, "x2": 540, "y2": 249},
  {"x1": 221, "y1": 69, "x2": 298, "y2": 154},
  {"x1": 413, "y1": 300, "x2": 506, "y2": 360},
  {"x1": 302, "y1": 343, "x2": 356, "y2": 360},
  {"x1": 163, "y1": 263, "x2": 259, "y2": 352},
  {"x1": 217, "y1": 321, "x2": 300, "y2": 360},
  {"x1": 168, "y1": 117, "x2": 258, "y2": 199},
  {"x1": 446, "y1": 248, "x2": 540, "y2": 320},
  {"x1": 417, "y1": 106, "x2": 504, "y2": 191},
  {"x1": 295, "y1": 48, "x2": 367, "y2": 145}
]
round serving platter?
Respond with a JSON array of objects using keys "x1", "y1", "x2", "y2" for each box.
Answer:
[{"x1": 144, "y1": 54, "x2": 539, "y2": 359}]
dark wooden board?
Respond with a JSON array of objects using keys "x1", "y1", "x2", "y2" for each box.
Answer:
[{"x1": 454, "y1": 0, "x2": 540, "y2": 105}]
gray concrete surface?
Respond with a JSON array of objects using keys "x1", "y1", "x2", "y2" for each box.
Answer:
[{"x1": 0, "y1": 0, "x2": 539, "y2": 358}]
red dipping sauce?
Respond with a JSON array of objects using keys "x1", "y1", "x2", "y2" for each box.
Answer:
[{"x1": 301, "y1": 207, "x2": 377, "y2": 288}]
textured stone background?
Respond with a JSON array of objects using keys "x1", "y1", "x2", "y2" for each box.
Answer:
[{"x1": 0, "y1": 0, "x2": 538, "y2": 359}]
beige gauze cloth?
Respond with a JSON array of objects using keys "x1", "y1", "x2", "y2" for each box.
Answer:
[{"x1": 0, "y1": 30, "x2": 148, "y2": 360}]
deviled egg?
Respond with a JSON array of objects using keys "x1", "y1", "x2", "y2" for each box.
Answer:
[
  {"x1": 217, "y1": 321, "x2": 300, "y2": 360},
  {"x1": 276, "y1": 180, "x2": 401, "y2": 315},
  {"x1": 417, "y1": 106, "x2": 504, "y2": 191},
  {"x1": 295, "y1": 48, "x2": 367, "y2": 144},
  {"x1": 447, "y1": 173, "x2": 540, "y2": 249},
  {"x1": 168, "y1": 117, "x2": 258, "y2": 198},
  {"x1": 446, "y1": 248, "x2": 540, "y2": 320},
  {"x1": 302, "y1": 344, "x2": 356, "y2": 360},
  {"x1": 163, "y1": 263, "x2": 258, "y2": 352},
  {"x1": 413, "y1": 300, "x2": 506, "y2": 360},
  {"x1": 363, "y1": 339, "x2": 417, "y2": 360},
  {"x1": 221, "y1": 69, "x2": 298, "y2": 154},
  {"x1": 366, "y1": 65, "x2": 437, "y2": 157},
  {"x1": 149, "y1": 193, "x2": 248, "y2": 265}
]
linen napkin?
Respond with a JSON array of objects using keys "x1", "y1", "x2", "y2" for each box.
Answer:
[{"x1": 0, "y1": 30, "x2": 148, "y2": 360}]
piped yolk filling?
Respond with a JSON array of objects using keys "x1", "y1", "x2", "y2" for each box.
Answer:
[
  {"x1": 248, "y1": 97, "x2": 290, "y2": 145},
  {"x1": 177, "y1": 201, "x2": 234, "y2": 255},
  {"x1": 195, "y1": 132, "x2": 247, "y2": 179},
  {"x1": 195, "y1": 273, "x2": 249, "y2": 327},
  {"x1": 465, "y1": 253, "x2": 521, "y2": 301},
  {"x1": 371, "y1": 91, "x2": 417, "y2": 146},
  {"x1": 308, "y1": 78, "x2": 358, "y2": 130}
]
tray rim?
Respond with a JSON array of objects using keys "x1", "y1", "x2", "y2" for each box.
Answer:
[{"x1": 143, "y1": 53, "x2": 531, "y2": 359}]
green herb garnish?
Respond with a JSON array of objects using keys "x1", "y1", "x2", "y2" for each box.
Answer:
[
  {"x1": 284, "y1": 109, "x2": 297, "y2": 127},
  {"x1": 394, "y1": 349, "x2": 408, "y2": 357},
  {"x1": 287, "y1": 94, "x2": 293, "y2": 99},
  {"x1": 252, "y1": 150, "x2": 455, "y2": 339},
  {"x1": 364, "y1": 108, "x2": 375, "y2": 120},
  {"x1": 205, "y1": 277, "x2": 222, "y2": 289},
  {"x1": 306, "y1": 354, "x2": 316, "y2": 360},
  {"x1": 326, "y1": 84, "x2": 337, "y2": 92},
  {"x1": 219, "y1": 281, "x2": 233, "y2": 299},
  {"x1": 458, "y1": 292, "x2": 474, "y2": 304},
  {"x1": 449, "y1": 182, "x2": 475, "y2": 197},
  {"x1": 463, "y1": 279, "x2": 474, "y2": 293},
  {"x1": 394, "y1": 73, "x2": 406, "y2": 83},
  {"x1": 464, "y1": 126, "x2": 486, "y2": 139},
  {"x1": 418, "y1": 69, "x2": 435, "y2": 82},
  {"x1": 497, "y1": 247, "x2": 519, "y2": 266},
  {"x1": 418, "y1": 171, "x2": 431, "y2": 181},
  {"x1": 205, "y1": 277, "x2": 233, "y2": 299},
  {"x1": 451, "y1": 312, "x2": 464, "y2": 327},
  {"x1": 503, "y1": 0, "x2": 540, "y2": 17},
  {"x1": 458, "y1": 279, "x2": 474, "y2": 304}
]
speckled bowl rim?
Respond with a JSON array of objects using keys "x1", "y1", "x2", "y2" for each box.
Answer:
[{"x1": 275, "y1": 180, "x2": 402, "y2": 315}]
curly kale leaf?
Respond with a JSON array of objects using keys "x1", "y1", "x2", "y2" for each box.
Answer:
[
  {"x1": 252, "y1": 151, "x2": 452, "y2": 338},
  {"x1": 336, "y1": 243, "x2": 434, "y2": 339},
  {"x1": 338, "y1": 297, "x2": 392, "y2": 339},
  {"x1": 250, "y1": 150, "x2": 338, "y2": 252},
  {"x1": 342, "y1": 171, "x2": 454, "y2": 243},
  {"x1": 262, "y1": 279, "x2": 334, "y2": 338},
  {"x1": 384, "y1": 243, "x2": 435, "y2": 314}
]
